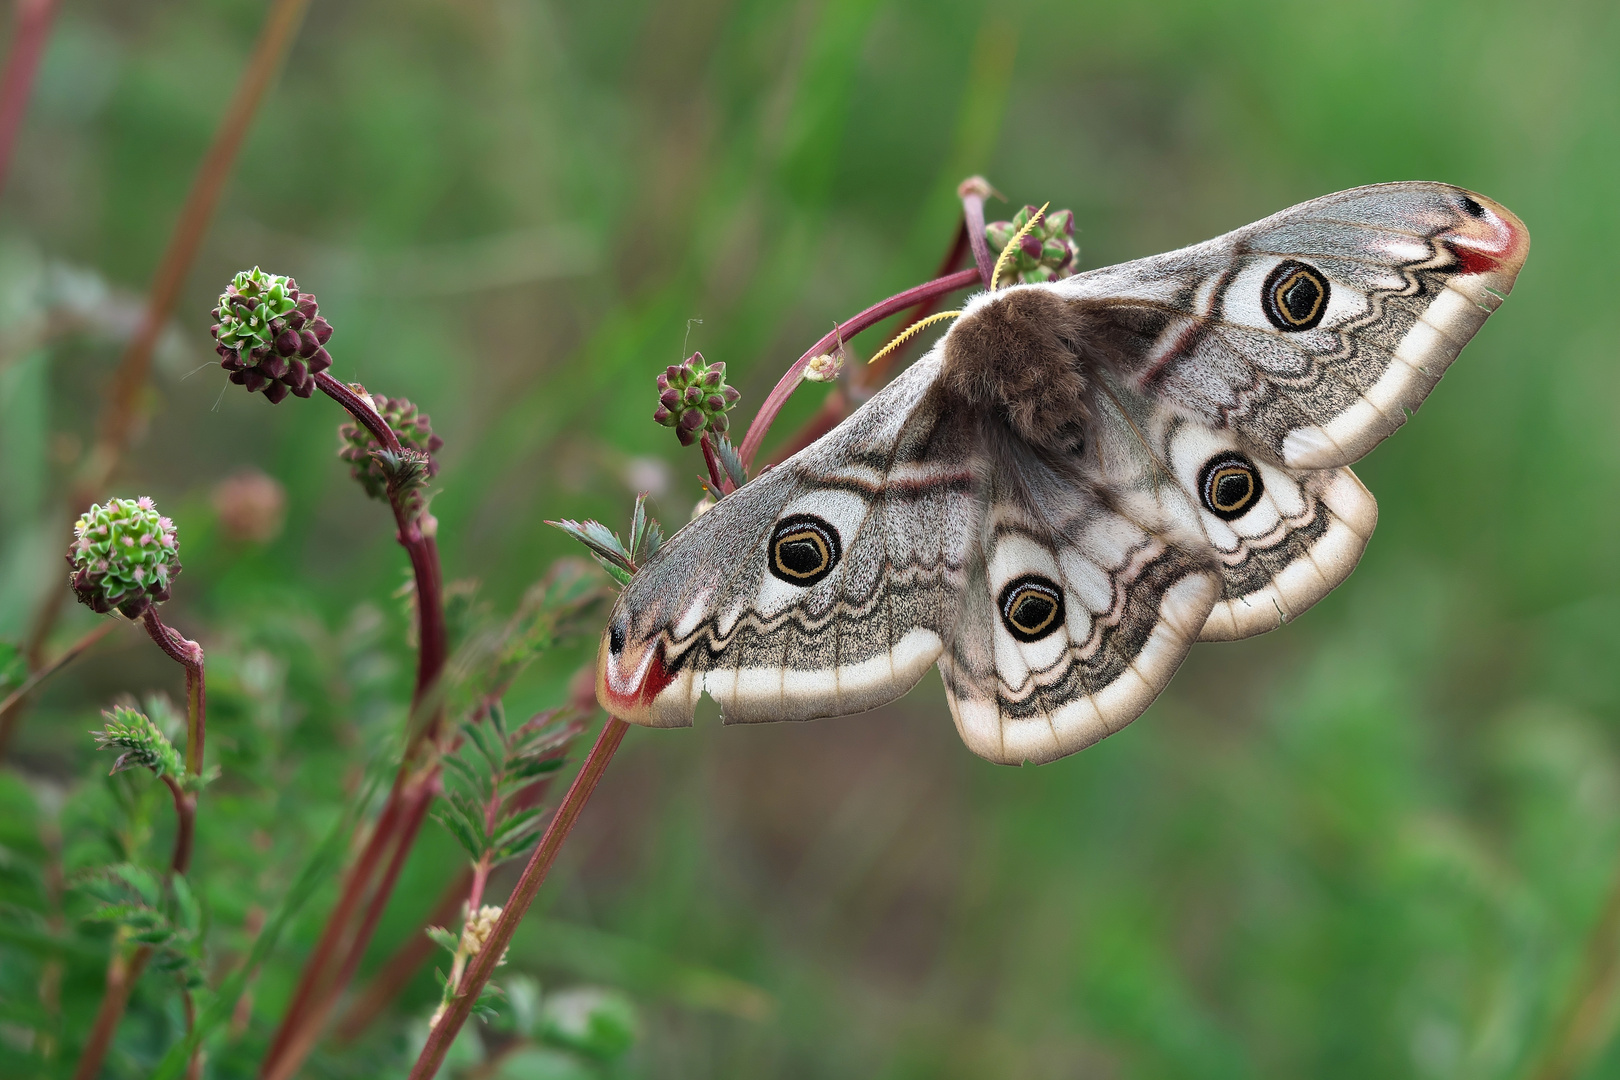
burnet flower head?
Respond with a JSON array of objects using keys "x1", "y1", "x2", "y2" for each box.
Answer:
[
  {"x1": 211, "y1": 267, "x2": 333, "y2": 403},
  {"x1": 69, "y1": 497, "x2": 181, "y2": 617}
]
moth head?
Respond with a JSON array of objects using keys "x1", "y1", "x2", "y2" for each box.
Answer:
[{"x1": 941, "y1": 287, "x2": 1097, "y2": 454}]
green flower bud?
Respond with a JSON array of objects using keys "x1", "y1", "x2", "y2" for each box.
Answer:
[
  {"x1": 211, "y1": 267, "x2": 334, "y2": 404},
  {"x1": 94, "y1": 704, "x2": 184, "y2": 779},
  {"x1": 985, "y1": 204, "x2": 1080, "y2": 284},
  {"x1": 652, "y1": 352, "x2": 740, "y2": 447},
  {"x1": 68, "y1": 497, "x2": 181, "y2": 618},
  {"x1": 337, "y1": 393, "x2": 445, "y2": 502}
]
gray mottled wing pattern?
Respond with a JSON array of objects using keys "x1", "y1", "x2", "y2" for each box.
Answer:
[
  {"x1": 936, "y1": 371, "x2": 1381, "y2": 762},
  {"x1": 937, "y1": 392, "x2": 1220, "y2": 764},
  {"x1": 597, "y1": 354, "x2": 985, "y2": 727},
  {"x1": 1048, "y1": 182, "x2": 1528, "y2": 469}
]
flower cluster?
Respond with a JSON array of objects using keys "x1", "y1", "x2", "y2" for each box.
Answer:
[
  {"x1": 68, "y1": 497, "x2": 180, "y2": 617},
  {"x1": 338, "y1": 394, "x2": 444, "y2": 501},
  {"x1": 94, "y1": 704, "x2": 184, "y2": 780},
  {"x1": 211, "y1": 267, "x2": 333, "y2": 403},
  {"x1": 653, "y1": 352, "x2": 740, "y2": 446},
  {"x1": 986, "y1": 206, "x2": 1079, "y2": 283}
]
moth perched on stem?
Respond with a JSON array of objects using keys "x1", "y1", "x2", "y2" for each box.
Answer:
[{"x1": 597, "y1": 182, "x2": 1529, "y2": 766}]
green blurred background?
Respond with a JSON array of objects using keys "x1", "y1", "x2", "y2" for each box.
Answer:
[{"x1": 4, "y1": 0, "x2": 1620, "y2": 1076}]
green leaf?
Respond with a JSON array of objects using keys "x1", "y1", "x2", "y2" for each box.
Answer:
[
  {"x1": 545, "y1": 519, "x2": 634, "y2": 578},
  {"x1": 432, "y1": 804, "x2": 486, "y2": 860},
  {"x1": 538, "y1": 986, "x2": 638, "y2": 1061},
  {"x1": 426, "y1": 924, "x2": 461, "y2": 955},
  {"x1": 713, "y1": 434, "x2": 749, "y2": 490},
  {"x1": 150, "y1": 779, "x2": 373, "y2": 1080},
  {"x1": 171, "y1": 873, "x2": 200, "y2": 935}
]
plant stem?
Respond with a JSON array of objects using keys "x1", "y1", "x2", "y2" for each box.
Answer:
[
  {"x1": 72, "y1": 946, "x2": 152, "y2": 1080},
  {"x1": 0, "y1": 620, "x2": 117, "y2": 759},
  {"x1": 260, "y1": 370, "x2": 451, "y2": 1080},
  {"x1": 408, "y1": 717, "x2": 630, "y2": 1080},
  {"x1": 141, "y1": 609, "x2": 206, "y2": 776},
  {"x1": 0, "y1": 0, "x2": 62, "y2": 198},
  {"x1": 957, "y1": 175, "x2": 997, "y2": 287},
  {"x1": 736, "y1": 266, "x2": 981, "y2": 470},
  {"x1": 160, "y1": 776, "x2": 197, "y2": 878}
]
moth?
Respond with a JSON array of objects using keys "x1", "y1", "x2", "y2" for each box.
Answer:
[{"x1": 597, "y1": 183, "x2": 1528, "y2": 765}]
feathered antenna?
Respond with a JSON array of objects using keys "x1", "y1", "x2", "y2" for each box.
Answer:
[
  {"x1": 990, "y1": 201, "x2": 1050, "y2": 291},
  {"x1": 865, "y1": 309, "x2": 962, "y2": 368}
]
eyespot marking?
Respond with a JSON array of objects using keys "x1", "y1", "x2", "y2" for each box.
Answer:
[
  {"x1": 1459, "y1": 194, "x2": 1486, "y2": 218},
  {"x1": 1262, "y1": 259, "x2": 1329, "y2": 331},
  {"x1": 768, "y1": 513, "x2": 841, "y2": 586},
  {"x1": 608, "y1": 618, "x2": 626, "y2": 655},
  {"x1": 998, "y1": 575, "x2": 1066, "y2": 643},
  {"x1": 1198, "y1": 452, "x2": 1264, "y2": 520}
]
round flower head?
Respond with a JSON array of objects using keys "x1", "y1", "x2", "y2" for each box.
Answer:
[
  {"x1": 211, "y1": 267, "x2": 333, "y2": 404},
  {"x1": 653, "y1": 352, "x2": 741, "y2": 446},
  {"x1": 68, "y1": 497, "x2": 181, "y2": 618},
  {"x1": 338, "y1": 393, "x2": 444, "y2": 501},
  {"x1": 985, "y1": 206, "x2": 1080, "y2": 284}
]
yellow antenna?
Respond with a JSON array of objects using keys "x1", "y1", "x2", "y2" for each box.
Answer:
[
  {"x1": 866, "y1": 310, "x2": 962, "y2": 368},
  {"x1": 990, "y1": 201, "x2": 1049, "y2": 291}
]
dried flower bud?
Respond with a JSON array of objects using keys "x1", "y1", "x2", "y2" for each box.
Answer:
[
  {"x1": 652, "y1": 351, "x2": 741, "y2": 447},
  {"x1": 804, "y1": 351, "x2": 843, "y2": 383},
  {"x1": 337, "y1": 394, "x2": 444, "y2": 502},
  {"x1": 211, "y1": 267, "x2": 334, "y2": 402},
  {"x1": 68, "y1": 497, "x2": 181, "y2": 618},
  {"x1": 211, "y1": 469, "x2": 287, "y2": 543},
  {"x1": 985, "y1": 205, "x2": 1080, "y2": 284}
]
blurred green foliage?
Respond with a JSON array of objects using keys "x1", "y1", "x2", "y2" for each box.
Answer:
[{"x1": 1, "y1": 0, "x2": 1618, "y2": 1077}]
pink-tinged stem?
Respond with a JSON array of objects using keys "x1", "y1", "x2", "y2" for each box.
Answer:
[
  {"x1": 141, "y1": 609, "x2": 205, "y2": 778},
  {"x1": 957, "y1": 176, "x2": 997, "y2": 287},
  {"x1": 0, "y1": 0, "x2": 61, "y2": 198},
  {"x1": 261, "y1": 369, "x2": 450, "y2": 1080},
  {"x1": 737, "y1": 266, "x2": 982, "y2": 470},
  {"x1": 407, "y1": 717, "x2": 630, "y2": 1080}
]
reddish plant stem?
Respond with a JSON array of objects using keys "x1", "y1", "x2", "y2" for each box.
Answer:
[
  {"x1": 160, "y1": 776, "x2": 197, "y2": 878},
  {"x1": 335, "y1": 744, "x2": 572, "y2": 1041},
  {"x1": 72, "y1": 947, "x2": 152, "y2": 1080},
  {"x1": 408, "y1": 717, "x2": 630, "y2": 1080},
  {"x1": 957, "y1": 175, "x2": 998, "y2": 287},
  {"x1": 0, "y1": 620, "x2": 117, "y2": 759},
  {"x1": 0, "y1": 0, "x2": 61, "y2": 198},
  {"x1": 261, "y1": 370, "x2": 450, "y2": 1080},
  {"x1": 332, "y1": 868, "x2": 473, "y2": 1041},
  {"x1": 142, "y1": 609, "x2": 206, "y2": 776},
  {"x1": 736, "y1": 267, "x2": 981, "y2": 470}
]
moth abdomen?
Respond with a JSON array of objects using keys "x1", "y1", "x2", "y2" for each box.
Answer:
[{"x1": 942, "y1": 288, "x2": 1097, "y2": 455}]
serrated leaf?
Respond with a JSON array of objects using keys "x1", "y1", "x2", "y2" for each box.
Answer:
[
  {"x1": 713, "y1": 434, "x2": 749, "y2": 490},
  {"x1": 545, "y1": 519, "x2": 634, "y2": 578},
  {"x1": 111, "y1": 863, "x2": 163, "y2": 908},
  {"x1": 426, "y1": 926, "x2": 460, "y2": 955},
  {"x1": 462, "y1": 719, "x2": 503, "y2": 771},
  {"x1": 172, "y1": 874, "x2": 200, "y2": 935},
  {"x1": 432, "y1": 806, "x2": 486, "y2": 860},
  {"x1": 507, "y1": 756, "x2": 566, "y2": 782},
  {"x1": 593, "y1": 555, "x2": 634, "y2": 587},
  {"x1": 85, "y1": 903, "x2": 147, "y2": 925},
  {"x1": 491, "y1": 806, "x2": 547, "y2": 849},
  {"x1": 441, "y1": 753, "x2": 482, "y2": 792}
]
